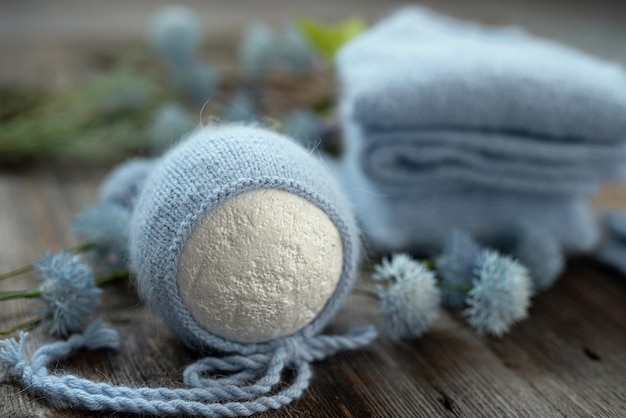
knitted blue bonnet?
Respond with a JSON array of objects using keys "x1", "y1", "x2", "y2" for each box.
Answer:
[
  {"x1": 0, "y1": 125, "x2": 376, "y2": 417},
  {"x1": 131, "y1": 124, "x2": 369, "y2": 353}
]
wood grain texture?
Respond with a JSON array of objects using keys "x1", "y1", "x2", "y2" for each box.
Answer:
[
  {"x1": 1, "y1": 165, "x2": 625, "y2": 417},
  {"x1": 2, "y1": 1, "x2": 626, "y2": 416}
]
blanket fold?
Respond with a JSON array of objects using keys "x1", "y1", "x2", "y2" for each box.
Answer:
[
  {"x1": 335, "y1": 6, "x2": 626, "y2": 253},
  {"x1": 340, "y1": 8, "x2": 626, "y2": 142},
  {"x1": 360, "y1": 129, "x2": 626, "y2": 196}
]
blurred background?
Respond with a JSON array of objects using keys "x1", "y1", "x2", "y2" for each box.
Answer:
[
  {"x1": 1, "y1": 0, "x2": 626, "y2": 207},
  {"x1": 2, "y1": 4, "x2": 626, "y2": 416},
  {"x1": 2, "y1": 0, "x2": 626, "y2": 84}
]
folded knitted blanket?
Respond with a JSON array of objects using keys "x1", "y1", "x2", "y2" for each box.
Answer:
[
  {"x1": 337, "y1": 7, "x2": 626, "y2": 195},
  {"x1": 333, "y1": 160, "x2": 598, "y2": 254},
  {"x1": 334, "y1": 6, "x2": 626, "y2": 253},
  {"x1": 351, "y1": 125, "x2": 626, "y2": 196},
  {"x1": 339, "y1": 7, "x2": 626, "y2": 142}
]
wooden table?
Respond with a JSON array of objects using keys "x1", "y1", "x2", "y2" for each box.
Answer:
[
  {"x1": 1, "y1": 1, "x2": 626, "y2": 416},
  {"x1": 1, "y1": 166, "x2": 625, "y2": 418}
]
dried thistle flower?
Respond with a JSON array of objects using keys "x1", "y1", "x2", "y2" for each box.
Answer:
[
  {"x1": 34, "y1": 252, "x2": 101, "y2": 337},
  {"x1": 149, "y1": 103, "x2": 195, "y2": 151},
  {"x1": 73, "y1": 202, "x2": 132, "y2": 269},
  {"x1": 435, "y1": 230, "x2": 481, "y2": 307},
  {"x1": 508, "y1": 224, "x2": 563, "y2": 292},
  {"x1": 150, "y1": 6, "x2": 201, "y2": 68},
  {"x1": 283, "y1": 109, "x2": 323, "y2": 149},
  {"x1": 239, "y1": 24, "x2": 279, "y2": 79},
  {"x1": 373, "y1": 254, "x2": 440, "y2": 339},
  {"x1": 464, "y1": 250, "x2": 532, "y2": 336}
]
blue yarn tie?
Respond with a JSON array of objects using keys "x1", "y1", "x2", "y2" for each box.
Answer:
[{"x1": 0, "y1": 321, "x2": 376, "y2": 417}]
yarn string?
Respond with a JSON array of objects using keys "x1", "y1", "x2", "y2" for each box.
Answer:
[{"x1": 0, "y1": 322, "x2": 376, "y2": 416}]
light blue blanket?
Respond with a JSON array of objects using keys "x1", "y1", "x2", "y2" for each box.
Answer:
[
  {"x1": 332, "y1": 159, "x2": 598, "y2": 254},
  {"x1": 354, "y1": 126, "x2": 626, "y2": 196},
  {"x1": 339, "y1": 7, "x2": 626, "y2": 141},
  {"x1": 335, "y1": 7, "x2": 626, "y2": 253}
]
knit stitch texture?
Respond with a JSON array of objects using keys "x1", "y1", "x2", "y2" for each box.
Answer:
[
  {"x1": 1, "y1": 125, "x2": 375, "y2": 417},
  {"x1": 0, "y1": 321, "x2": 376, "y2": 416},
  {"x1": 130, "y1": 124, "x2": 362, "y2": 354},
  {"x1": 334, "y1": 6, "x2": 626, "y2": 254}
]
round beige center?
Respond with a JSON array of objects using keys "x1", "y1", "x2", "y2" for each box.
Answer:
[{"x1": 177, "y1": 189, "x2": 343, "y2": 343}]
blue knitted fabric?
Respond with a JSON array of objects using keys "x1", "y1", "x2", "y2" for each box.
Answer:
[
  {"x1": 355, "y1": 128, "x2": 626, "y2": 196},
  {"x1": 341, "y1": 7, "x2": 626, "y2": 144},
  {"x1": 332, "y1": 158, "x2": 597, "y2": 254},
  {"x1": 0, "y1": 125, "x2": 377, "y2": 416},
  {"x1": 335, "y1": 7, "x2": 626, "y2": 254},
  {"x1": 131, "y1": 124, "x2": 363, "y2": 354}
]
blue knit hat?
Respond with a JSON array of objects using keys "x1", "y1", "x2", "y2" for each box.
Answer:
[
  {"x1": 0, "y1": 125, "x2": 376, "y2": 416},
  {"x1": 130, "y1": 124, "x2": 364, "y2": 354}
]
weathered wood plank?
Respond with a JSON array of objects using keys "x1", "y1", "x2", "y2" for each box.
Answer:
[
  {"x1": 3, "y1": 1, "x2": 626, "y2": 416},
  {"x1": 2, "y1": 172, "x2": 626, "y2": 418},
  {"x1": 563, "y1": 260, "x2": 626, "y2": 330},
  {"x1": 486, "y1": 264, "x2": 626, "y2": 417}
]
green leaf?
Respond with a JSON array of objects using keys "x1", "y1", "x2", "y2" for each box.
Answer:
[{"x1": 296, "y1": 17, "x2": 366, "y2": 62}]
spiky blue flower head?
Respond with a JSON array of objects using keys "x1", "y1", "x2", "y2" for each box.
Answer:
[
  {"x1": 283, "y1": 110, "x2": 323, "y2": 149},
  {"x1": 374, "y1": 260, "x2": 440, "y2": 339},
  {"x1": 278, "y1": 25, "x2": 315, "y2": 74},
  {"x1": 73, "y1": 202, "x2": 132, "y2": 269},
  {"x1": 508, "y1": 224, "x2": 564, "y2": 292},
  {"x1": 98, "y1": 158, "x2": 154, "y2": 209},
  {"x1": 149, "y1": 7, "x2": 219, "y2": 104},
  {"x1": 223, "y1": 92, "x2": 257, "y2": 123},
  {"x1": 464, "y1": 250, "x2": 532, "y2": 336},
  {"x1": 149, "y1": 103, "x2": 195, "y2": 151},
  {"x1": 94, "y1": 70, "x2": 154, "y2": 115},
  {"x1": 150, "y1": 6, "x2": 201, "y2": 68},
  {"x1": 239, "y1": 23, "x2": 279, "y2": 79},
  {"x1": 34, "y1": 252, "x2": 101, "y2": 337},
  {"x1": 372, "y1": 253, "x2": 422, "y2": 282},
  {"x1": 177, "y1": 63, "x2": 219, "y2": 105},
  {"x1": 435, "y1": 230, "x2": 482, "y2": 307}
]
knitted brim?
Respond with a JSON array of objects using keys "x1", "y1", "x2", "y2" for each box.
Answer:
[{"x1": 130, "y1": 125, "x2": 360, "y2": 355}]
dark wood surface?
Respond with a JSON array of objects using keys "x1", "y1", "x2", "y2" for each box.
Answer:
[
  {"x1": 2, "y1": 1, "x2": 626, "y2": 417},
  {"x1": 1, "y1": 166, "x2": 625, "y2": 418}
]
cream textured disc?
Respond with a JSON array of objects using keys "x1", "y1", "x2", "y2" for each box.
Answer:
[{"x1": 177, "y1": 188, "x2": 344, "y2": 343}]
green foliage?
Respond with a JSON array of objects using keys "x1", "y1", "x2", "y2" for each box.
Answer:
[
  {"x1": 0, "y1": 68, "x2": 163, "y2": 163},
  {"x1": 0, "y1": 14, "x2": 348, "y2": 164},
  {"x1": 296, "y1": 17, "x2": 366, "y2": 62}
]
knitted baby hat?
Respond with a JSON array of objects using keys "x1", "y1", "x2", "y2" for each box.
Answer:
[
  {"x1": 0, "y1": 125, "x2": 375, "y2": 417},
  {"x1": 130, "y1": 124, "x2": 362, "y2": 354}
]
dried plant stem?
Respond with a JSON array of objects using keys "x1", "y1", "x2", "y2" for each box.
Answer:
[
  {"x1": 0, "y1": 317, "x2": 42, "y2": 335},
  {"x1": 95, "y1": 270, "x2": 129, "y2": 286},
  {"x1": 352, "y1": 287, "x2": 378, "y2": 299},
  {"x1": 0, "y1": 270, "x2": 129, "y2": 335},
  {"x1": 0, "y1": 242, "x2": 96, "y2": 281},
  {"x1": 0, "y1": 269, "x2": 128, "y2": 302},
  {"x1": 0, "y1": 264, "x2": 33, "y2": 282},
  {"x1": 0, "y1": 288, "x2": 41, "y2": 301}
]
